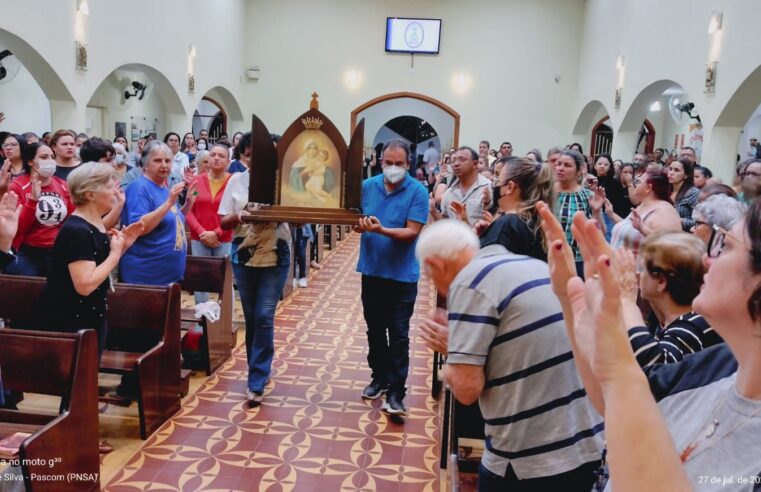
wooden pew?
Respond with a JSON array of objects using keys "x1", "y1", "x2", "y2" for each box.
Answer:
[
  {"x1": 180, "y1": 255, "x2": 234, "y2": 375},
  {"x1": 101, "y1": 282, "x2": 182, "y2": 439},
  {"x1": 0, "y1": 275, "x2": 182, "y2": 440},
  {"x1": 0, "y1": 329, "x2": 100, "y2": 492}
]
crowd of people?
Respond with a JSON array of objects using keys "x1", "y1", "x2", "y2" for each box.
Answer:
[{"x1": 1, "y1": 125, "x2": 761, "y2": 490}]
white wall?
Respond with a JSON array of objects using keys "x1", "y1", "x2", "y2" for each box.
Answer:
[
  {"x1": 0, "y1": 63, "x2": 51, "y2": 134},
  {"x1": 242, "y1": 0, "x2": 586, "y2": 152},
  {"x1": 0, "y1": 0, "x2": 247, "y2": 134},
  {"x1": 574, "y1": 0, "x2": 761, "y2": 181}
]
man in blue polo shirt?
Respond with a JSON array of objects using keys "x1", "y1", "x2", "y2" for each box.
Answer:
[{"x1": 356, "y1": 139, "x2": 429, "y2": 415}]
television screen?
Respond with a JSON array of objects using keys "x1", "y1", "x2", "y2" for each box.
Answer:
[{"x1": 385, "y1": 18, "x2": 441, "y2": 54}]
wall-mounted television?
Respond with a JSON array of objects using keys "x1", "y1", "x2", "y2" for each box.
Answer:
[{"x1": 385, "y1": 17, "x2": 441, "y2": 55}]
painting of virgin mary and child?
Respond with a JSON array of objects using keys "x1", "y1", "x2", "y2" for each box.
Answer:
[{"x1": 281, "y1": 132, "x2": 340, "y2": 208}]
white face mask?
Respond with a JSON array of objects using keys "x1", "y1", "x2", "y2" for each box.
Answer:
[
  {"x1": 197, "y1": 143, "x2": 207, "y2": 151},
  {"x1": 383, "y1": 165, "x2": 407, "y2": 184},
  {"x1": 37, "y1": 159, "x2": 57, "y2": 178}
]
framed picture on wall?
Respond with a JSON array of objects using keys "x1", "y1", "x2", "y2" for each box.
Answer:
[{"x1": 115, "y1": 122, "x2": 127, "y2": 139}]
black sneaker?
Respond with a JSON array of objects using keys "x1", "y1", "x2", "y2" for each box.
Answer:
[
  {"x1": 382, "y1": 393, "x2": 407, "y2": 415},
  {"x1": 361, "y1": 380, "x2": 388, "y2": 400}
]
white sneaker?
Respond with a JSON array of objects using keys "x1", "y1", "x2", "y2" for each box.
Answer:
[
  {"x1": 246, "y1": 389, "x2": 263, "y2": 405},
  {"x1": 298, "y1": 278, "x2": 308, "y2": 288},
  {"x1": 292, "y1": 278, "x2": 297, "y2": 288}
]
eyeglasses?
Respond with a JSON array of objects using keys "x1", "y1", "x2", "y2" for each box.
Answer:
[
  {"x1": 2, "y1": 142, "x2": 18, "y2": 149},
  {"x1": 707, "y1": 224, "x2": 727, "y2": 258}
]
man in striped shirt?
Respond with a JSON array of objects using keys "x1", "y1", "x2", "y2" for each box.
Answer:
[{"x1": 417, "y1": 220, "x2": 604, "y2": 491}]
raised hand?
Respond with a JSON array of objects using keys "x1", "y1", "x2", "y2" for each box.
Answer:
[
  {"x1": 537, "y1": 201, "x2": 576, "y2": 299},
  {"x1": 0, "y1": 160, "x2": 11, "y2": 198},
  {"x1": 122, "y1": 221, "x2": 145, "y2": 249},
  {"x1": 589, "y1": 187, "x2": 606, "y2": 214},
  {"x1": 449, "y1": 200, "x2": 468, "y2": 222},
  {"x1": 109, "y1": 229, "x2": 127, "y2": 256},
  {"x1": 0, "y1": 191, "x2": 20, "y2": 251},
  {"x1": 631, "y1": 208, "x2": 643, "y2": 233},
  {"x1": 566, "y1": 229, "x2": 639, "y2": 388},
  {"x1": 613, "y1": 248, "x2": 639, "y2": 303},
  {"x1": 30, "y1": 174, "x2": 41, "y2": 201},
  {"x1": 168, "y1": 182, "x2": 185, "y2": 203}
]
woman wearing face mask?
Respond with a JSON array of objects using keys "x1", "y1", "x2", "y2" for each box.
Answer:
[
  {"x1": 475, "y1": 157, "x2": 554, "y2": 261},
  {"x1": 6, "y1": 142, "x2": 75, "y2": 276},
  {"x1": 111, "y1": 142, "x2": 131, "y2": 183}
]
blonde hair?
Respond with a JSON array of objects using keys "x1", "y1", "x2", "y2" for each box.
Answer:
[
  {"x1": 67, "y1": 161, "x2": 117, "y2": 206},
  {"x1": 641, "y1": 231, "x2": 706, "y2": 305}
]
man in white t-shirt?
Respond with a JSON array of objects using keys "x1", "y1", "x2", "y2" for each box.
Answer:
[{"x1": 422, "y1": 141, "x2": 440, "y2": 174}]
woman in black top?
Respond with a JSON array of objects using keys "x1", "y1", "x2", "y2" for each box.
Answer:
[
  {"x1": 41, "y1": 162, "x2": 141, "y2": 360},
  {"x1": 476, "y1": 157, "x2": 554, "y2": 261},
  {"x1": 593, "y1": 154, "x2": 629, "y2": 218}
]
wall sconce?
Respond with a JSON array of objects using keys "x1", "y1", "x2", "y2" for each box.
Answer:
[
  {"x1": 708, "y1": 11, "x2": 723, "y2": 34},
  {"x1": 615, "y1": 55, "x2": 625, "y2": 70},
  {"x1": 77, "y1": 0, "x2": 89, "y2": 16},
  {"x1": 451, "y1": 72, "x2": 473, "y2": 95},
  {"x1": 343, "y1": 69, "x2": 362, "y2": 91},
  {"x1": 187, "y1": 44, "x2": 197, "y2": 93},
  {"x1": 75, "y1": 41, "x2": 87, "y2": 71},
  {"x1": 705, "y1": 61, "x2": 717, "y2": 93},
  {"x1": 614, "y1": 88, "x2": 622, "y2": 109}
]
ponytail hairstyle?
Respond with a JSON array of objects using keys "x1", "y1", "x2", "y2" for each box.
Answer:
[{"x1": 497, "y1": 156, "x2": 555, "y2": 249}]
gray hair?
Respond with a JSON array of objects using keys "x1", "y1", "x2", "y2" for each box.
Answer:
[
  {"x1": 67, "y1": 161, "x2": 117, "y2": 206},
  {"x1": 692, "y1": 194, "x2": 747, "y2": 230},
  {"x1": 382, "y1": 139, "x2": 410, "y2": 162},
  {"x1": 141, "y1": 140, "x2": 173, "y2": 167},
  {"x1": 415, "y1": 220, "x2": 480, "y2": 267}
]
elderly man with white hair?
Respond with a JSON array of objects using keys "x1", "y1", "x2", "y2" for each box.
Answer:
[
  {"x1": 417, "y1": 219, "x2": 604, "y2": 492},
  {"x1": 691, "y1": 194, "x2": 747, "y2": 247}
]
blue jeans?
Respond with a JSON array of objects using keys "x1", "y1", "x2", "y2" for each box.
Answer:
[
  {"x1": 233, "y1": 260, "x2": 289, "y2": 393},
  {"x1": 294, "y1": 228, "x2": 309, "y2": 279},
  {"x1": 5, "y1": 245, "x2": 52, "y2": 277},
  {"x1": 190, "y1": 240, "x2": 232, "y2": 303},
  {"x1": 361, "y1": 275, "x2": 417, "y2": 396}
]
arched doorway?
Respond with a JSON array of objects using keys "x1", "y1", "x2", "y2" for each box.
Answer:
[
  {"x1": 192, "y1": 86, "x2": 245, "y2": 141},
  {"x1": 0, "y1": 28, "x2": 75, "y2": 132},
  {"x1": 86, "y1": 63, "x2": 186, "y2": 144},
  {"x1": 617, "y1": 80, "x2": 698, "y2": 160},
  {"x1": 372, "y1": 116, "x2": 440, "y2": 166},
  {"x1": 571, "y1": 100, "x2": 611, "y2": 158},
  {"x1": 591, "y1": 116, "x2": 613, "y2": 156},
  {"x1": 193, "y1": 97, "x2": 226, "y2": 142},
  {"x1": 351, "y1": 92, "x2": 459, "y2": 158}
]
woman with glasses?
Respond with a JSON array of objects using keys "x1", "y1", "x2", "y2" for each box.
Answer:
[
  {"x1": 537, "y1": 200, "x2": 761, "y2": 490},
  {"x1": 614, "y1": 232, "x2": 721, "y2": 368},
  {"x1": 608, "y1": 169, "x2": 681, "y2": 260},
  {"x1": 2, "y1": 134, "x2": 30, "y2": 181},
  {"x1": 476, "y1": 157, "x2": 554, "y2": 261},
  {"x1": 691, "y1": 194, "x2": 747, "y2": 247}
]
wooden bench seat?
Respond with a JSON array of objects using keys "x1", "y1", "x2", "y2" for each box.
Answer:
[
  {"x1": 0, "y1": 328, "x2": 100, "y2": 491},
  {"x1": 0, "y1": 274, "x2": 183, "y2": 440},
  {"x1": 180, "y1": 255, "x2": 234, "y2": 374}
]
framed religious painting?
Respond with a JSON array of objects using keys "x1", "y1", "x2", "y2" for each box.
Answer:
[{"x1": 243, "y1": 93, "x2": 365, "y2": 225}]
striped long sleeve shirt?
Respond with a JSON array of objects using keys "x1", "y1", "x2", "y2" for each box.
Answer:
[{"x1": 627, "y1": 311, "x2": 723, "y2": 368}]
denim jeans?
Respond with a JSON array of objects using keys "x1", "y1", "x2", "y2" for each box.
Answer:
[
  {"x1": 5, "y1": 245, "x2": 52, "y2": 277},
  {"x1": 360, "y1": 275, "x2": 418, "y2": 396},
  {"x1": 233, "y1": 259, "x2": 289, "y2": 393},
  {"x1": 190, "y1": 240, "x2": 232, "y2": 303},
  {"x1": 294, "y1": 228, "x2": 309, "y2": 280},
  {"x1": 478, "y1": 461, "x2": 601, "y2": 492}
]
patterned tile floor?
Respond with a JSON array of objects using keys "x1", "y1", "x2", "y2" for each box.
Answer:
[{"x1": 104, "y1": 233, "x2": 441, "y2": 491}]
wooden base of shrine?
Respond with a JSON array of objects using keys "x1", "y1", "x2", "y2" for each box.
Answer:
[{"x1": 241, "y1": 205, "x2": 364, "y2": 225}]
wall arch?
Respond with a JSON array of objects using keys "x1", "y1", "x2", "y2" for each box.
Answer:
[
  {"x1": 199, "y1": 86, "x2": 244, "y2": 124},
  {"x1": 572, "y1": 100, "x2": 610, "y2": 136},
  {"x1": 618, "y1": 79, "x2": 683, "y2": 133},
  {"x1": 351, "y1": 92, "x2": 460, "y2": 148}
]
